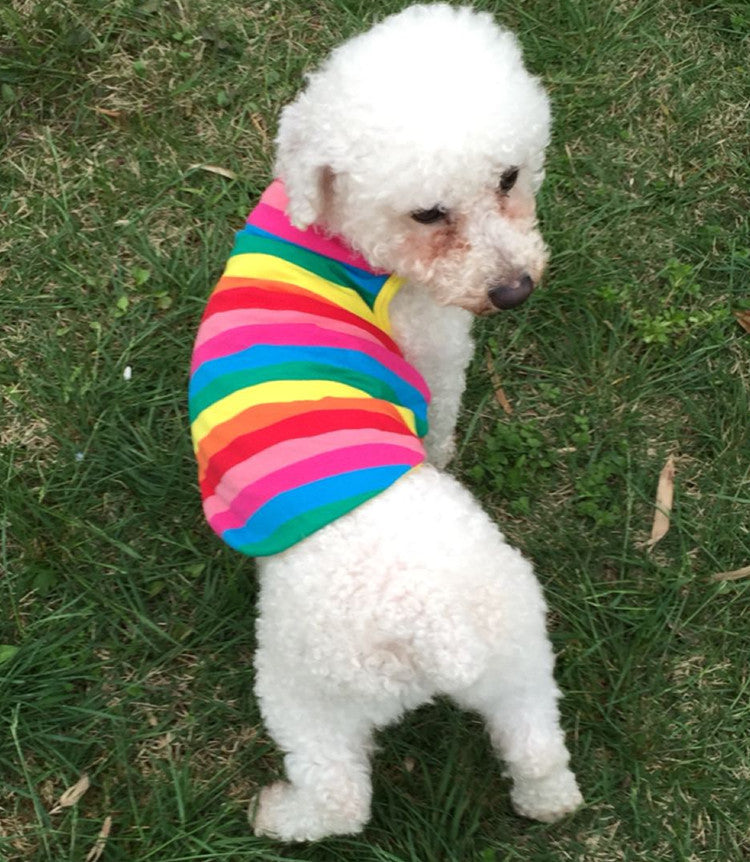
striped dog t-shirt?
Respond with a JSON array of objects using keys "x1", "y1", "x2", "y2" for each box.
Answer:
[{"x1": 188, "y1": 180, "x2": 431, "y2": 557}]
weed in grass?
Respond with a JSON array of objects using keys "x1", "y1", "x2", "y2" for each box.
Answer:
[
  {"x1": 597, "y1": 257, "x2": 734, "y2": 346},
  {"x1": 467, "y1": 418, "x2": 558, "y2": 517}
]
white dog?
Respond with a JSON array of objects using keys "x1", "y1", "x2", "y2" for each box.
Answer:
[{"x1": 189, "y1": 2, "x2": 582, "y2": 842}]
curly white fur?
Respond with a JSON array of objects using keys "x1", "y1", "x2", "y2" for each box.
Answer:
[
  {"x1": 246, "y1": 4, "x2": 582, "y2": 841},
  {"x1": 276, "y1": 3, "x2": 551, "y2": 315}
]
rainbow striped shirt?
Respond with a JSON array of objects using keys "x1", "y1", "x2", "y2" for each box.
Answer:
[{"x1": 189, "y1": 181, "x2": 430, "y2": 557}]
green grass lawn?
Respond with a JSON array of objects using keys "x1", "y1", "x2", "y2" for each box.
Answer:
[{"x1": 1, "y1": 0, "x2": 748, "y2": 859}]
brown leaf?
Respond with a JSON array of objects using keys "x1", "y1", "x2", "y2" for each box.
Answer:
[
  {"x1": 647, "y1": 455, "x2": 675, "y2": 547},
  {"x1": 85, "y1": 816, "x2": 113, "y2": 862},
  {"x1": 485, "y1": 352, "x2": 513, "y2": 415},
  {"x1": 188, "y1": 163, "x2": 237, "y2": 180},
  {"x1": 494, "y1": 386, "x2": 513, "y2": 415},
  {"x1": 712, "y1": 564, "x2": 750, "y2": 582},
  {"x1": 734, "y1": 310, "x2": 750, "y2": 334},
  {"x1": 93, "y1": 106, "x2": 123, "y2": 119},
  {"x1": 50, "y1": 773, "x2": 90, "y2": 814}
]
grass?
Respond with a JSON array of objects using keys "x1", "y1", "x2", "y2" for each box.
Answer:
[{"x1": 1, "y1": 0, "x2": 748, "y2": 859}]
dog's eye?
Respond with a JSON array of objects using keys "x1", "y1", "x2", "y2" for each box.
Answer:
[
  {"x1": 498, "y1": 167, "x2": 519, "y2": 194},
  {"x1": 411, "y1": 207, "x2": 447, "y2": 224}
]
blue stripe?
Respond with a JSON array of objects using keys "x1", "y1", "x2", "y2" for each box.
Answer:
[
  {"x1": 189, "y1": 344, "x2": 428, "y2": 429},
  {"x1": 222, "y1": 464, "x2": 413, "y2": 549}
]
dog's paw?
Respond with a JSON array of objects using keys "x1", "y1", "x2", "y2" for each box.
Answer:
[
  {"x1": 249, "y1": 780, "x2": 368, "y2": 842},
  {"x1": 250, "y1": 782, "x2": 302, "y2": 841},
  {"x1": 511, "y1": 767, "x2": 583, "y2": 824}
]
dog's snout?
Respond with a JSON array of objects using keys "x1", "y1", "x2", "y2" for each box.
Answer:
[{"x1": 487, "y1": 274, "x2": 535, "y2": 310}]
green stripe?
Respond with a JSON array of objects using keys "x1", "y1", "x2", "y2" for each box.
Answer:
[
  {"x1": 189, "y1": 361, "x2": 402, "y2": 421},
  {"x1": 232, "y1": 233, "x2": 365, "y2": 293},
  {"x1": 237, "y1": 488, "x2": 382, "y2": 556}
]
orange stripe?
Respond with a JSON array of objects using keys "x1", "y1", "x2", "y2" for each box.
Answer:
[
  {"x1": 195, "y1": 396, "x2": 410, "y2": 480},
  {"x1": 211, "y1": 275, "x2": 343, "y2": 313}
]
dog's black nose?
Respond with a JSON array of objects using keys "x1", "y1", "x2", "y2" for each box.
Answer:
[{"x1": 487, "y1": 274, "x2": 535, "y2": 310}]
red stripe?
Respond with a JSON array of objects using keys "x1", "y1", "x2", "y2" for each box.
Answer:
[
  {"x1": 199, "y1": 407, "x2": 408, "y2": 498},
  {"x1": 196, "y1": 396, "x2": 409, "y2": 468},
  {"x1": 203, "y1": 283, "x2": 400, "y2": 353}
]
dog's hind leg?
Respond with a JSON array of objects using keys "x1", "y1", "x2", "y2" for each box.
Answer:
[
  {"x1": 450, "y1": 567, "x2": 583, "y2": 823},
  {"x1": 249, "y1": 516, "x2": 430, "y2": 842},
  {"x1": 249, "y1": 659, "x2": 377, "y2": 841}
]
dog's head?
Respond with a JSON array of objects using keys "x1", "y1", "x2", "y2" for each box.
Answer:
[{"x1": 275, "y1": 3, "x2": 551, "y2": 315}]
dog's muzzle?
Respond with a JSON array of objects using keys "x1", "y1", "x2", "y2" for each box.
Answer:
[{"x1": 487, "y1": 274, "x2": 535, "y2": 310}]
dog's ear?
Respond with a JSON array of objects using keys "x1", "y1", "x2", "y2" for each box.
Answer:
[{"x1": 274, "y1": 97, "x2": 335, "y2": 230}]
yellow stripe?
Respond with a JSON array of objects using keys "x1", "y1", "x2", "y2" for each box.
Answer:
[
  {"x1": 373, "y1": 274, "x2": 404, "y2": 333},
  {"x1": 191, "y1": 379, "x2": 418, "y2": 451},
  {"x1": 225, "y1": 254, "x2": 376, "y2": 324}
]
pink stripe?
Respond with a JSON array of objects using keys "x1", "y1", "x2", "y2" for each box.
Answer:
[
  {"x1": 258, "y1": 179, "x2": 288, "y2": 210},
  {"x1": 192, "y1": 307, "x2": 386, "y2": 360},
  {"x1": 191, "y1": 323, "x2": 430, "y2": 400},
  {"x1": 249, "y1": 202, "x2": 378, "y2": 272},
  {"x1": 208, "y1": 428, "x2": 423, "y2": 512},
  {"x1": 205, "y1": 440, "x2": 424, "y2": 532},
  {"x1": 249, "y1": 179, "x2": 383, "y2": 273}
]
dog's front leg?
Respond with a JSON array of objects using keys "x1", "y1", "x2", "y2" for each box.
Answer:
[{"x1": 389, "y1": 283, "x2": 474, "y2": 468}]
